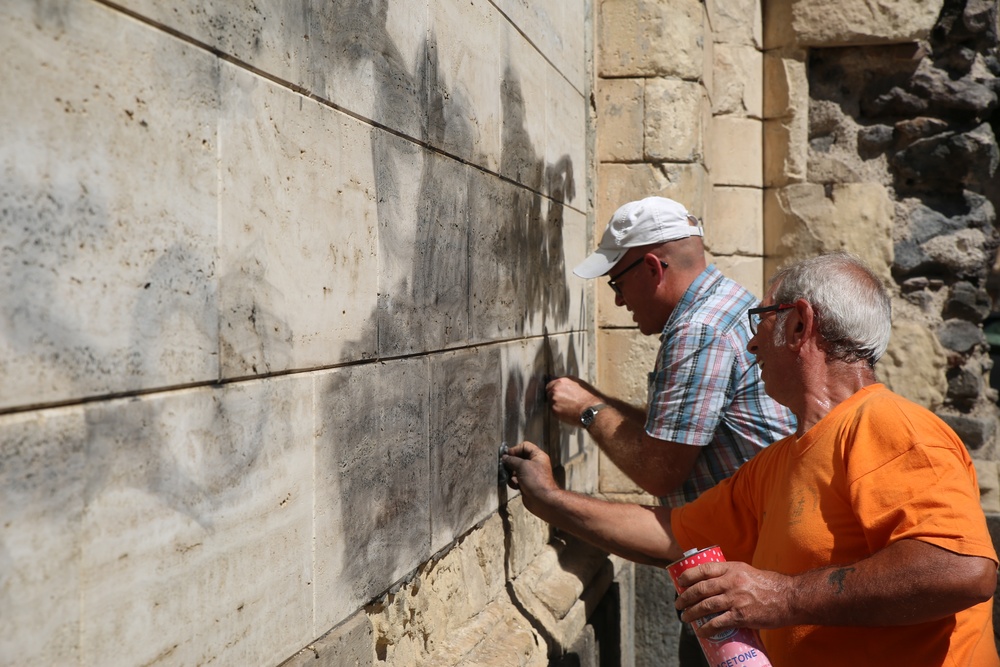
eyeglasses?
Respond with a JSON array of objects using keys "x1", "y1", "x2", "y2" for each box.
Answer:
[
  {"x1": 747, "y1": 303, "x2": 794, "y2": 335},
  {"x1": 608, "y1": 257, "x2": 668, "y2": 296}
]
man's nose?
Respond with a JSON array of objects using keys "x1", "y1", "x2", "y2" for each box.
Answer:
[{"x1": 614, "y1": 292, "x2": 625, "y2": 308}]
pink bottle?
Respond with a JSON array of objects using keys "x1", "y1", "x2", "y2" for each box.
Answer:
[{"x1": 667, "y1": 546, "x2": 772, "y2": 667}]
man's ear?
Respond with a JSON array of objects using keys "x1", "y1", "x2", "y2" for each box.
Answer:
[{"x1": 785, "y1": 299, "x2": 814, "y2": 351}]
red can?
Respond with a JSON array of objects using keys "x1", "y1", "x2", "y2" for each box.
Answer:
[{"x1": 667, "y1": 546, "x2": 772, "y2": 667}]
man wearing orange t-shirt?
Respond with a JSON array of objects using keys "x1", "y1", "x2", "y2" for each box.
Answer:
[{"x1": 503, "y1": 252, "x2": 999, "y2": 666}]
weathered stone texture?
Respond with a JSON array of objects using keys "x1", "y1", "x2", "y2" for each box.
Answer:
[
  {"x1": 713, "y1": 43, "x2": 763, "y2": 117},
  {"x1": 79, "y1": 379, "x2": 315, "y2": 666},
  {"x1": 710, "y1": 116, "x2": 763, "y2": 186},
  {"x1": 706, "y1": 186, "x2": 764, "y2": 256},
  {"x1": 0, "y1": 407, "x2": 87, "y2": 664},
  {"x1": 763, "y1": 183, "x2": 895, "y2": 281},
  {"x1": 280, "y1": 614, "x2": 375, "y2": 667},
  {"x1": 645, "y1": 79, "x2": 705, "y2": 162},
  {"x1": 880, "y1": 313, "x2": 950, "y2": 409},
  {"x1": 765, "y1": 0, "x2": 946, "y2": 48},
  {"x1": 598, "y1": 0, "x2": 704, "y2": 78},
  {"x1": 597, "y1": 78, "x2": 645, "y2": 162},
  {"x1": 218, "y1": 69, "x2": 379, "y2": 375},
  {"x1": 707, "y1": 0, "x2": 763, "y2": 47},
  {"x1": 0, "y1": 0, "x2": 219, "y2": 410}
]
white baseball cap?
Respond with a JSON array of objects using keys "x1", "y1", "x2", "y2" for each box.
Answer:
[{"x1": 573, "y1": 197, "x2": 704, "y2": 279}]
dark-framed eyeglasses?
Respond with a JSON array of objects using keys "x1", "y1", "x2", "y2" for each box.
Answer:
[
  {"x1": 747, "y1": 303, "x2": 794, "y2": 335},
  {"x1": 608, "y1": 257, "x2": 668, "y2": 296}
]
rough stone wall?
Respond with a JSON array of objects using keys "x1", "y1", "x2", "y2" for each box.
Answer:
[
  {"x1": 764, "y1": 0, "x2": 1000, "y2": 499},
  {"x1": 0, "y1": 1, "x2": 611, "y2": 665}
]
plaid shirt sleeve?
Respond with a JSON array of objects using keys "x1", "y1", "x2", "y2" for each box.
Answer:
[{"x1": 645, "y1": 321, "x2": 735, "y2": 446}]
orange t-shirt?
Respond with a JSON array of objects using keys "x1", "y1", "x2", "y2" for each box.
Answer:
[{"x1": 672, "y1": 384, "x2": 999, "y2": 666}]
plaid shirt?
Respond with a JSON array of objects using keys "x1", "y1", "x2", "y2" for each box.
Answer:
[{"x1": 647, "y1": 266, "x2": 796, "y2": 507}]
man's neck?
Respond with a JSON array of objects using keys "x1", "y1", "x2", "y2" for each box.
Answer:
[{"x1": 794, "y1": 360, "x2": 878, "y2": 436}]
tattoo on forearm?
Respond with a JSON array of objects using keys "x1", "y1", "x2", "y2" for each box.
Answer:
[{"x1": 827, "y1": 567, "x2": 855, "y2": 594}]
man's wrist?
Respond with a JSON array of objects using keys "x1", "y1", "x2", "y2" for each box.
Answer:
[{"x1": 580, "y1": 403, "x2": 607, "y2": 429}]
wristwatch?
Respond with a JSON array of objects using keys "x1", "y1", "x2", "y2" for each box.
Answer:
[{"x1": 580, "y1": 403, "x2": 607, "y2": 429}]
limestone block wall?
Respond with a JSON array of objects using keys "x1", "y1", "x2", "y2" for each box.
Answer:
[
  {"x1": 593, "y1": 1, "x2": 770, "y2": 664},
  {"x1": 594, "y1": 0, "x2": 769, "y2": 483},
  {"x1": 0, "y1": 1, "x2": 609, "y2": 665}
]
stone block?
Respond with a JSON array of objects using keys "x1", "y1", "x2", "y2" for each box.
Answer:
[
  {"x1": 429, "y1": 347, "x2": 503, "y2": 552},
  {"x1": 763, "y1": 50, "x2": 808, "y2": 120},
  {"x1": 547, "y1": 331, "x2": 592, "y2": 464},
  {"x1": 597, "y1": 78, "x2": 645, "y2": 162},
  {"x1": 365, "y1": 515, "x2": 532, "y2": 665},
  {"x1": 713, "y1": 43, "x2": 763, "y2": 118},
  {"x1": 596, "y1": 163, "x2": 709, "y2": 241},
  {"x1": 511, "y1": 536, "x2": 615, "y2": 651},
  {"x1": 0, "y1": 406, "x2": 87, "y2": 664},
  {"x1": 563, "y1": 445, "x2": 600, "y2": 496},
  {"x1": 763, "y1": 117, "x2": 808, "y2": 187},
  {"x1": 763, "y1": 182, "x2": 894, "y2": 282},
  {"x1": 501, "y1": 339, "x2": 554, "y2": 456},
  {"x1": 710, "y1": 116, "x2": 763, "y2": 186},
  {"x1": 762, "y1": 0, "x2": 795, "y2": 49},
  {"x1": 493, "y1": 0, "x2": 587, "y2": 92},
  {"x1": 706, "y1": 0, "x2": 762, "y2": 47},
  {"x1": 545, "y1": 64, "x2": 586, "y2": 210},
  {"x1": 314, "y1": 360, "x2": 432, "y2": 634},
  {"x1": 974, "y1": 460, "x2": 1000, "y2": 514},
  {"x1": 787, "y1": 0, "x2": 945, "y2": 47},
  {"x1": 280, "y1": 613, "x2": 374, "y2": 667},
  {"x1": 79, "y1": 379, "x2": 314, "y2": 666},
  {"x1": 218, "y1": 66, "x2": 379, "y2": 377},
  {"x1": 880, "y1": 312, "x2": 948, "y2": 409},
  {"x1": 0, "y1": 0, "x2": 218, "y2": 410},
  {"x1": 376, "y1": 135, "x2": 470, "y2": 356},
  {"x1": 598, "y1": 0, "x2": 704, "y2": 79},
  {"x1": 116, "y1": 0, "x2": 430, "y2": 145},
  {"x1": 634, "y1": 564, "x2": 682, "y2": 667},
  {"x1": 597, "y1": 328, "x2": 660, "y2": 407},
  {"x1": 526, "y1": 204, "x2": 590, "y2": 338},
  {"x1": 703, "y1": 19, "x2": 717, "y2": 110},
  {"x1": 428, "y1": 0, "x2": 502, "y2": 170},
  {"x1": 426, "y1": 598, "x2": 547, "y2": 666},
  {"x1": 505, "y1": 496, "x2": 554, "y2": 580},
  {"x1": 711, "y1": 254, "x2": 766, "y2": 300},
  {"x1": 501, "y1": 26, "x2": 548, "y2": 189},
  {"x1": 705, "y1": 186, "x2": 764, "y2": 256},
  {"x1": 469, "y1": 176, "x2": 529, "y2": 342},
  {"x1": 644, "y1": 79, "x2": 705, "y2": 162}
]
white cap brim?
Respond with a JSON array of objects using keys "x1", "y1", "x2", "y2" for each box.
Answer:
[{"x1": 573, "y1": 247, "x2": 628, "y2": 279}]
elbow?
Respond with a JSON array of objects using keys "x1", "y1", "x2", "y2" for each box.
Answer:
[
  {"x1": 953, "y1": 558, "x2": 998, "y2": 611},
  {"x1": 970, "y1": 560, "x2": 998, "y2": 606}
]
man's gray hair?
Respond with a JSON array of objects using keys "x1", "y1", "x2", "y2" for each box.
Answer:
[{"x1": 769, "y1": 252, "x2": 892, "y2": 367}]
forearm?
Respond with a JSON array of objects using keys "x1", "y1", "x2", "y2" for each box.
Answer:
[
  {"x1": 786, "y1": 540, "x2": 997, "y2": 627},
  {"x1": 530, "y1": 487, "x2": 683, "y2": 566}
]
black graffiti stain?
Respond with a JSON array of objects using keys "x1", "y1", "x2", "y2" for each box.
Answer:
[{"x1": 313, "y1": 4, "x2": 582, "y2": 611}]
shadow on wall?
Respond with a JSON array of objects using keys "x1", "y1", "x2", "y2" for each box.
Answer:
[{"x1": 308, "y1": 0, "x2": 581, "y2": 623}]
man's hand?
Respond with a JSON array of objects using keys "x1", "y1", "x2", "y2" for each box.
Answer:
[
  {"x1": 501, "y1": 441, "x2": 559, "y2": 517},
  {"x1": 547, "y1": 376, "x2": 602, "y2": 425},
  {"x1": 675, "y1": 561, "x2": 794, "y2": 635}
]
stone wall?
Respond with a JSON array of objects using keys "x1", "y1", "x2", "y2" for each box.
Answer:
[
  {"x1": 594, "y1": 0, "x2": 771, "y2": 663},
  {"x1": 0, "y1": 1, "x2": 610, "y2": 665},
  {"x1": 764, "y1": 0, "x2": 1000, "y2": 492}
]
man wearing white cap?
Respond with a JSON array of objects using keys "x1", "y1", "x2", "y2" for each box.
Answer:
[
  {"x1": 549, "y1": 195, "x2": 793, "y2": 506},
  {"x1": 545, "y1": 196, "x2": 795, "y2": 665}
]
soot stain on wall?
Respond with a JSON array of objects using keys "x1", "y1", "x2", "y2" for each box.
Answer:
[{"x1": 310, "y1": 1, "x2": 581, "y2": 611}]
